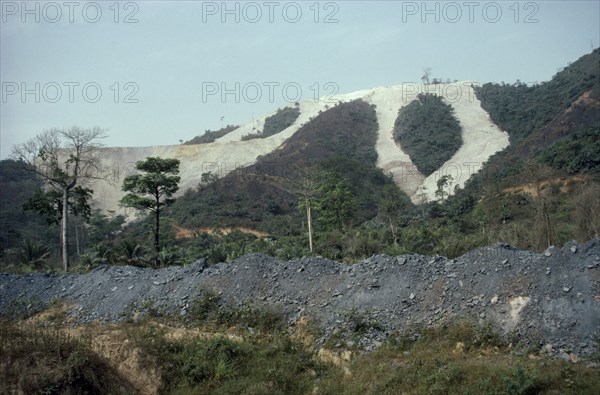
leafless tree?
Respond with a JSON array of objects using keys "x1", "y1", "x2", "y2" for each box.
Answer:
[
  {"x1": 574, "y1": 183, "x2": 600, "y2": 240},
  {"x1": 421, "y1": 68, "x2": 432, "y2": 85},
  {"x1": 522, "y1": 160, "x2": 555, "y2": 250},
  {"x1": 12, "y1": 127, "x2": 107, "y2": 272}
]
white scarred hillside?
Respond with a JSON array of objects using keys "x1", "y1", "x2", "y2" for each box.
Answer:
[
  {"x1": 364, "y1": 82, "x2": 510, "y2": 203},
  {"x1": 88, "y1": 82, "x2": 509, "y2": 216}
]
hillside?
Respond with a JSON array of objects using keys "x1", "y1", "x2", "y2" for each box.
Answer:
[
  {"x1": 165, "y1": 99, "x2": 392, "y2": 235},
  {"x1": 77, "y1": 81, "x2": 507, "y2": 219}
]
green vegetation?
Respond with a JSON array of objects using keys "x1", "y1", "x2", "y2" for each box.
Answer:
[
  {"x1": 2, "y1": 312, "x2": 598, "y2": 395},
  {"x1": 121, "y1": 157, "x2": 181, "y2": 266},
  {"x1": 187, "y1": 289, "x2": 285, "y2": 333},
  {"x1": 11, "y1": 127, "x2": 107, "y2": 272},
  {"x1": 242, "y1": 106, "x2": 301, "y2": 141},
  {"x1": 184, "y1": 125, "x2": 238, "y2": 144},
  {"x1": 476, "y1": 48, "x2": 599, "y2": 144},
  {"x1": 394, "y1": 93, "x2": 463, "y2": 176},
  {"x1": 536, "y1": 126, "x2": 600, "y2": 174},
  {"x1": 262, "y1": 106, "x2": 301, "y2": 137},
  {"x1": 2, "y1": 50, "x2": 600, "y2": 271},
  {"x1": 166, "y1": 100, "x2": 393, "y2": 239},
  {"x1": 318, "y1": 321, "x2": 600, "y2": 394}
]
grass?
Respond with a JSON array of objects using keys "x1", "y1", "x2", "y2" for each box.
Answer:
[
  {"x1": 0, "y1": 320, "x2": 133, "y2": 394},
  {"x1": 133, "y1": 325, "x2": 322, "y2": 394},
  {"x1": 317, "y1": 321, "x2": 600, "y2": 395}
]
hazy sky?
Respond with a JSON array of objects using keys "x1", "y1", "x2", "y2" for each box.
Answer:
[{"x1": 1, "y1": 0, "x2": 599, "y2": 158}]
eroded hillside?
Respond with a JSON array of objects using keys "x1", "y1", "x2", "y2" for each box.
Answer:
[{"x1": 88, "y1": 82, "x2": 509, "y2": 217}]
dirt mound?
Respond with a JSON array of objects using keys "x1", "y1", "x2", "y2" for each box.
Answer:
[{"x1": 1, "y1": 239, "x2": 599, "y2": 359}]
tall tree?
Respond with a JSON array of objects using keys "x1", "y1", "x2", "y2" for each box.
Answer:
[
  {"x1": 120, "y1": 157, "x2": 180, "y2": 266},
  {"x1": 12, "y1": 127, "x2": 107, "y2": 272},
  {"x1": 379, "y1": 184, "x2": 410, "y2": 245},
  {"x1": 435, "y1": 175, "x2": 454, "y2": 202},
  {"x1": 281, "y1": 164, "x2": 320, "y2": 253},
  {"x1": 522, "y1": 160, "x2": 555, "y2": 249}
]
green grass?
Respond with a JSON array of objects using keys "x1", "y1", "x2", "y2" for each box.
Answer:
[
  {"x1": 133, "y1": 324, "x2": 323, "y2": 394},
  {"x1": 186, "y1": 289, "x2": 286, "y2": 334}
]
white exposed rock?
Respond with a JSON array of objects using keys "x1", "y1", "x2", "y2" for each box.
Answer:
[
  {"x1": 87, "y1": 83, "x2": 509, "y2": 217},
  {"x1": 503, "y1": 296, "x2": 531, "y2": 332}
]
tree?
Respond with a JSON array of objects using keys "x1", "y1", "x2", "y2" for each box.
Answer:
[
  {"x1": 421, "y1": 67, "x2": 432, "y2": 85},
  {"x1": 23, "y1": 186, "x2": 93, "y2": 225},
  {"x1": 472, "y1": 205, "x2": 489, "y2": 237},
  {"x1": 120, "y1": 157, "x2": 180, "y2": 266},
  {"x1": 316, "y1": 175, "x2": 356, "y2": 231},
  {"x1": 379, "y1": 184, "x2": 409, "y2": 245},
  {"x1": 522, "y1": 160, "x2": 555, "y2": 249},
  {"x1": 435, "y1": 175, "x2": 454, "y2": 202},
  {"x1": 574, "y1": 183, "x2": 600, "y2": 240},
  {"x1": 284, "y1": 164, "x2": 320, "y2": 253},
  {"x1": 12, "y1": 127, "x2": 107, "y2": 272}
]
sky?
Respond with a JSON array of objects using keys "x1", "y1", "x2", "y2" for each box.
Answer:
[{"x1": 1, "y1": 0, "x2": 599, "y2": 158}]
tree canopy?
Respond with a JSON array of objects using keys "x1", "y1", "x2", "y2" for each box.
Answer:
[{"x1": 121, "y1": 157, "x2": 180, "y2": 266}]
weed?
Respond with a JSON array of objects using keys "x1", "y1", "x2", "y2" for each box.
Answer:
[{"x1": 0, "y1": 320, "x2": 132, "y2": 393}]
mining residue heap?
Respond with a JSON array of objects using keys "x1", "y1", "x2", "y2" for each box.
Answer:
[{"x1": 1, "y1": 239, "x2": 599, "y2": 360}]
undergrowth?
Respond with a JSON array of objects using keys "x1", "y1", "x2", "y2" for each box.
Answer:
[{"x1": 1, "y1": 308, "x2": 599, "y2": 395}]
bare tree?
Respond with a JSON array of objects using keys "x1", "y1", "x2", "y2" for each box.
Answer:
[
  {"x1": 421, "y1": 68, "x2": 432, "y2": 85},
  {"x1": 522, "y1": 160, "x2": 555, "y2": 250},
  {"x1": 574, "y1": 183, "x2": 600, "y2": 240},
  {"x1": 12, "y1": 127, "x2": 107, "y2": 272},
  {"x1": 280, "y1": 164, "x2": 321, "y2": 253}
]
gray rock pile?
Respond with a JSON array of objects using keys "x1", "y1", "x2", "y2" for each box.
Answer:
[{"x1": 1, "y1": 239, "x2": 599, "y2": 359}]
